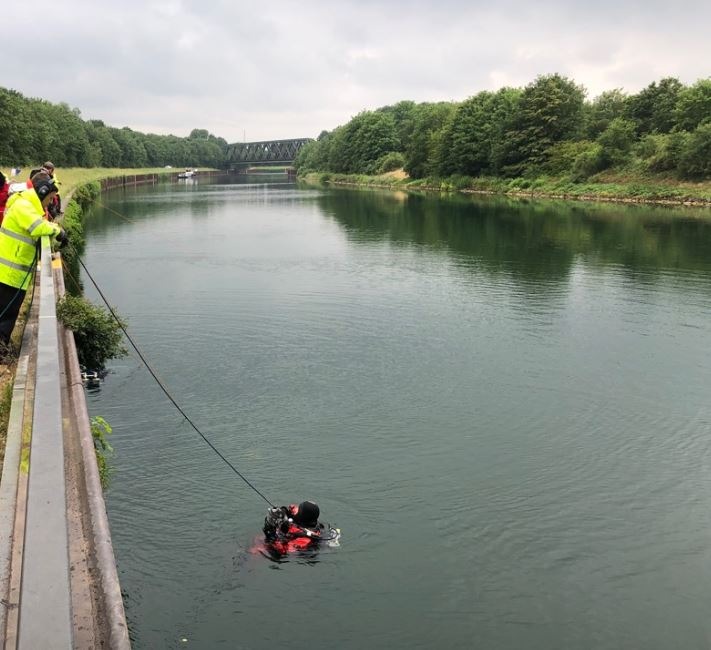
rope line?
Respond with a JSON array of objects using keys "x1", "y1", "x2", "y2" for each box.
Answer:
[{"x1": 67, "y1": 244, "x2": 275, "y2": 507}]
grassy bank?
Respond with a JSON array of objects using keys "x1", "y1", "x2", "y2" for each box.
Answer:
[
  {"x1": 56, "y1": 167, "x2": 186, "y2": 194},
  {"x1": 302, "y1": 170, "x2": 711, "y2": 207}
]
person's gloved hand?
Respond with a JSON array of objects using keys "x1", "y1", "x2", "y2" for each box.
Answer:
[{"x1": 56, "y1": 228, "x2": 69, "y2": 249}]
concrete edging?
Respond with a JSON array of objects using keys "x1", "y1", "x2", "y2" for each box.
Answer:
[{"x1": 55, "y1": 261, "x2": 131, "y2": 650}]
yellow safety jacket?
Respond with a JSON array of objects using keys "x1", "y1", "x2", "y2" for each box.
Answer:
[{"x1": 0, "y1": 189, "x2": 60, "y2": 289}]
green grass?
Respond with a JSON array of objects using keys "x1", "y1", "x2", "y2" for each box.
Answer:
[
  {"x1": 301, "y1": 170, "x2": 711, "y2": 205},
  {"x1": 0, "y1": 377, "x2": 13, "y2": 477},
  {"x1": 57, "y1": 167, "x2": 222, "y2": 195}
]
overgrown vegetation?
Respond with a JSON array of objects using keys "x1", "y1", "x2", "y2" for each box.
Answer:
[
  {"x1": 295, "y1": 74, "x2": 711, "y2": 192},
  {"x1": 90, "y1": 416, "x2": 113, "y2": 489},
  {"x1": 56, "y1": 294, "x2": 127, "y2": 370},
  {"x1": 0, "y1": 86, "x2": 228, "y2": 168},
  {"x1": 0, "y1": 379, "x2": 13, "y2": 475}
]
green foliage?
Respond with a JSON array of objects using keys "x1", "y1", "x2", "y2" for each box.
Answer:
[
  {"x1": 571, "y1": 144, "x2": 605, "y2": 181},
  {"x1": 626, "y1": 77, "x2": 683, "y2": 134},
  {"x1": 0, "y1": 86, "x2": 228, "y2": 168},
  {"x1": 73, "y1": 180, "x2": 101, "y2": 206},
  {"x1": 90, "y1": 416, "x2": 113, "y2": 489},
  {"x1": 0, "y1": 379, "x2": 13, "y2": 471},
  {"x1": 496, "y1": 74, "x2": 586, "y2": 176},
  {"x1": 646, "y1": 132, "x2": 690, "y2": 172},
  {"x1": 674, "y1": 79, "x2": 711, "y2": 131},
  {"x1": 56, "y1": 295, "x2": 127, "y2": 370},
  {"x1": 404, "y1": 102, "x2": 456, "y2": 179},
  {"x1": 327, "y1": 111, "x2": 399, "y2": 174},
  {"x1": 295, "y1": 74, "x2": 711, "y2": 184},
  {"x1": 376, "y1": 151, "x2": 406, "y2": 173},
  {"x1": 541, "y1": 140, "x2": 596, "y2": 175},
  {"x1": 678, "y1": 123, "x2": 711, "y2": 179},
  {"x1": 634, "y1": 134, "x2": 662, "y2": 160},
  {"x1": 586, "y1": 89, "x2": 628, "y2": 138},
  {"x1": 294, "y1": 136, "x2": 333, "y2": 173},
  {"x1": 61, "y1": 200, "x2": 85, "y2": 249},
  {"x1": 597, "y1": 117, "x2": 637, "y2": 166},
  {"x1": 439, "y1": 88, "x2": 522, "y2": 178}
]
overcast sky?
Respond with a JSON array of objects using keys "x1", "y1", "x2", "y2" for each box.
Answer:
[{"x1": 3, "y1": 0, "x2": 709, "y2": 143}]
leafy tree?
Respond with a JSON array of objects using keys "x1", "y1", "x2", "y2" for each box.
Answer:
[
  {"x1": 496, "y1": 74, "x2": 586, "y2": 176},
  {"x1": 377, "y1": 100, "x2": 417, "y2": 152},
  {"x1": 674, "y1": 78, "x2": 711, "y2": 132},
  {"x1": 441, "y1": 88, "x2": 521, "y2": 177},
  {"x1": 0, "y1": 89, "x2": 33, "y2": 164},
  {"x1": 376, "y1": 151, "x2": 405, "y2": 173},
  {"x1": 541, "y1": 140, "x2": 597, "y2": 175},
  {"x1": 597, "y1": 117, "x2": 637, "y2": 166},
  {"x1": 571, "y1": 143, "x2": 605, "y2": 181},
  {"x1": 404, "y1": 102, "x2": 456, "y2": 178},
  {"x1": 0, "y1": 86, "x2": 232, "y2": 168},
  {"x1": 678, "y1": 123, "x2": 711, "y2": 179},
  {"x1": 294, "y1": 131, "x2": 334, "y2": 173},
  {"x1": 327, "y1": 111, "x2": 398, "y2": 174},
  {"x1": 645, "y1": 132, "x2": 690, "y2": 173},
  {"x1": 586, "y1": 89, "x2": 628, "y2": 138},
  {"x1": 626, "y1": 77, "x2": 683, "y2": 134}
]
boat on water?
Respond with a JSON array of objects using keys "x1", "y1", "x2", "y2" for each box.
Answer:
[{"x1": 178, "y1": 168, "x2": 198, "y2": 179}]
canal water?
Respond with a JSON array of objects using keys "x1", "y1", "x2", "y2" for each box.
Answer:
[{"x1": 83, "y1": 176, "x2": 711, "y2": 649}]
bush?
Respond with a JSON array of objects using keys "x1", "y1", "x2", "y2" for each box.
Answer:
[
  {"x1": 90, "y1": 416, "x2": 113, "y2": 488},
  {"x1": 56, "y1": 294, "x2": 127, "y2": 370},
  {"x1": 60, "y1": 199, "x2": 85, "y2": 248},
  {"x1": 571, "y1": 144, "x2": 605, "y2": 181},
  {"x1": 542, "y1": 140, "x2": 596, "y2": 175},
  {"x1": 449, "y1": 174, "x2": 473, "y2": 190},
  {"x1": 634, "y1": 134, "x2": 662, "y2": 160},
  {"x1": 597, "y1": 117, "x2": 637, "y2": 166},
  {"x1": 73, "y1": 181, "x2": 100, "y2": 207},
  {"x1": 678, "y1": 123, "x2": 711, "y2": 179},
  {"x1": 376, "y1": 152, "x2": 406, "y2": 173},
  {"x1": 647, "y1": 131, "x2": 690, "y2": 172},
  {"x1": 508, "y1": 177, "x2": 532, "y2": 190}
]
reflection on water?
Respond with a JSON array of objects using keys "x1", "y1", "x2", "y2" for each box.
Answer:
[
  {"x1": 83, "y1": 178, "x2": 711, "y2": 650},
  {"x1": 317, "y1": 188, "x2": 711, "y2": 277}
]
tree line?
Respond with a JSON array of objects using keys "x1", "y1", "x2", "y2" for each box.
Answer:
[
  {"x1": 294, "y1": 74, "x2": 711, "y2": 182},
  {"x1": 0, "y1": 87, "x2": 229, "y2": 168}
]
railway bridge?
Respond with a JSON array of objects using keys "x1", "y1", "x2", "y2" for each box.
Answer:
[{"x1": 225, "y1": 138, "x2": 312, "y2": 168}]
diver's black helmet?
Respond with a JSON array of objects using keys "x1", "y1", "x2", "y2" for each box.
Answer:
[{"x1": 294, "y1": 501, "x2": 320, "y2": 527}]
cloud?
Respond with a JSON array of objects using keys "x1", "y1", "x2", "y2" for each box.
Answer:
[{"x1": 3, "y1": 0, "x2": 709, "y2": 142}]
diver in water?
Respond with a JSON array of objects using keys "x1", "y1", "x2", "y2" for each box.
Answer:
[{"x1": 262, "y1": 500, "x2": 339, "y2": 557}]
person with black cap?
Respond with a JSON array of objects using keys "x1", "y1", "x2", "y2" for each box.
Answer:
[
  {"x1": 262, "y1": 500, "x2": 326, "y2": 555},
  {"x1": 29, "y1": 162, "x2": 62, "y2": 220}
]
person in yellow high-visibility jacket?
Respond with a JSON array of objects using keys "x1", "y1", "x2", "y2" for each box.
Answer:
[{"x1": 0, "y1": 171, "x2": 67, "y2": 347}]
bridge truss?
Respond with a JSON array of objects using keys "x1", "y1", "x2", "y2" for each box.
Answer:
[{"x1": 226, "y1": 138, "x2": 313, "y2": 166}]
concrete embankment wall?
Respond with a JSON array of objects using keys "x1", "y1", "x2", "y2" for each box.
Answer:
[{"x1": 99, "y1": 169, "x2": 225, "y2": 191}]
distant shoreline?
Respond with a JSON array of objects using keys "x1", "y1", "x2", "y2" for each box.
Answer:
[{"x1": 300, "y1": 172, "x2": 711, "y2": 209}]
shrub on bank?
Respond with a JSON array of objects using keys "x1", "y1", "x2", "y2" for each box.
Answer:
[{"x1": 56, "y1": 294, "x2": 127, "y2": 370}]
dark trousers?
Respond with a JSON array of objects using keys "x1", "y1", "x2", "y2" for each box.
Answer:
[{"x1": 0, "y1": 282, "x2": 26, "y2": 345}]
